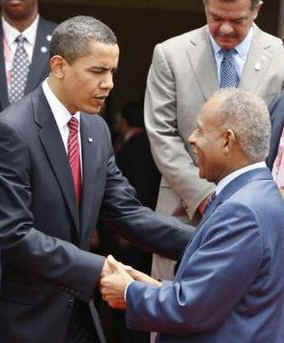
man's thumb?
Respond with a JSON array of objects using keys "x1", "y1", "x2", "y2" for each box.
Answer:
[{"x1": 107, "y1": 255, "x2": 120, "y2": 271}]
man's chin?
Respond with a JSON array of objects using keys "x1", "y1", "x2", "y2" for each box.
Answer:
[
  {"x1": 83, "y1": 102, "x2": 106, "y2": 115},
  {"x1": 216, "y1": 38, "x2": 238, "y2": 50}
]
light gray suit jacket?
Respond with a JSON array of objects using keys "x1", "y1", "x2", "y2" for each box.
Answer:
[{"x1": 145, "y1": 24, "x2": 284, "y2": 282}]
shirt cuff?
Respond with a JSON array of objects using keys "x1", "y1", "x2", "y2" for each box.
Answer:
[{"x1": 124, "y1": 280, "x2": 134, "y2": 301}]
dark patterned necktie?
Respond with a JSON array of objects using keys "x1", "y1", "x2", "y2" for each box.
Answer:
[
  {"x1": 220, "y1": 49, "x2": 239, "y2": 88},
  {"x1": 68, "y1": 117, "x2": 81, "y2": 204},
  {"x1": 9, "y1": 34, "x2": 30, "y2": 103}
]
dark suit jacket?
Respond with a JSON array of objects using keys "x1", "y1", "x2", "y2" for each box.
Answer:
[
  {"x1": 0, "y1": 86, "x2": 192, "y2": 343},
  {"x1": 267, "y1": 93, "x2": 284, "y2": 169},
  {"x1": 126, "y1": 168, "x2": 284, "y2": 343},
  {"x1": 0, "y1": 17, "x2": 57, "y2": 111}
]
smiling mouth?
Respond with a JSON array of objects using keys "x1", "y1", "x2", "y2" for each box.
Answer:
[{"x1": 191, "y1": 151, "x2": 199, "y2": 167}]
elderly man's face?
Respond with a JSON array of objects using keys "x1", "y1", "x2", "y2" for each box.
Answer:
[
  {"x1": 1, "y1": 0, "x2": 38, "y2": 20},
  {"x1": 205, "y1": 0, "x2": 262, "y2": 50},
  {"x1": 189, "y1": 98, "x2": 228, "y2": 184},
  {"x1": 56, "y1": 40, "x2": 119, "y2": 115}
]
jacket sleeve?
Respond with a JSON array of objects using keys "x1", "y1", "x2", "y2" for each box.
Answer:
[
  {"x1": 144, "y1": 43, "x2": 214, "y2": 219},
  {"x1": 125, "y1": 201, "x2": 263, "y2": 334},
  {"x1": 99, "y1": 121, "x2": 194, "y2": 260}
]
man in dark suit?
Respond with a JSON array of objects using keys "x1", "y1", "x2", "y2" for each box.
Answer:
[
  {"x1": 101, "y1": 89, "x2": 284, "y2": 343},
  {"x1": 266, "y1": 94, "x2": 284, "y2": 174},
  {"x1": 0, "y1": 16, "x2": 193, "y2": 343},
  {"x1": 0, "y1": 0, "x2": 56, "y2": 110}
]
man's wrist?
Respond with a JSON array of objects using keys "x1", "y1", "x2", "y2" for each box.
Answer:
[{"x1": 124, "y1": 280, "x2": 134, "y2": 301}]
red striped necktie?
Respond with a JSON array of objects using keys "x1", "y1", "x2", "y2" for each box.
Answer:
[{"x1": 67, "y1": 116, "x2": 81, "y2": 205}]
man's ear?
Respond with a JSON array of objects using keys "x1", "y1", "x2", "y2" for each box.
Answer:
[
  {"x1": 49, "y1": 55, "x2": 67, "y2": 79},
  {"x1": 223, "y1": 129, "x2": 237, "y2": 154},
  {"x1": 253, "y1": 0, "x2": 263, "y2": 21}
]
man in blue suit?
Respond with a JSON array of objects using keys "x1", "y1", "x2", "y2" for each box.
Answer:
[
  {"x1": 101, "y1": 88, "x2": 284, "y2": 343},
  {"x1": 0, "y1": 16, "x2": 193, "y2": 343}
]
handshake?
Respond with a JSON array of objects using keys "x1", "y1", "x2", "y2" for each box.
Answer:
[{"x1": 99, "y1": 255, "x2": 161, "y2": 309}]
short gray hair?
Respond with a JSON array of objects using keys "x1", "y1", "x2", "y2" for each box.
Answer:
[
  {"x1": 49, "y1": 16, "x2": 117, "y2": 63},
  {"x1": 203, "y1": 0, "x2": 261, "y2": 10},
  {"x1": 214, "y1": 88, "x2": 271, "y2": 162}
]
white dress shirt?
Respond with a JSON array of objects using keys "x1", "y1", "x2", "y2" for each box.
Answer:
[{"x1": 42, "y1": 79, "x2": 83, "y2": 173}]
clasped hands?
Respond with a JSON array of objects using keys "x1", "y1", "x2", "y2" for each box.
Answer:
[{"x1": 99, "y1": 255, "x2": 161, "y2": 310}]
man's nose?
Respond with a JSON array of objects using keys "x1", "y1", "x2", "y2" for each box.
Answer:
[
  {"x1": 101, "y1": 72, "x2": 114, "y2": 90},
  {"x1": 219, "y1": 21, "x2": 234, "y2": 35},
  {"x1": 188, "y1": 131, "x2": 196, "y2": 144}
]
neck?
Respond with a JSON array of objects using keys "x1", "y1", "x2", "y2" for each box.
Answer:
[
  {"x1": 4, "y1": 11, "x2": 38, "y2": 32},
  {"x1": 216, "y1": 159, "x2": 253, "y2": 184}
]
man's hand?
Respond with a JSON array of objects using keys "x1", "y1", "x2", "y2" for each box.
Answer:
[
  {"x1": 125, "y1": 266, "x2": 161, "y2": 286},
  {"x1": 100, "y1": 255, "x2": 134, "y2": 309},
  {"x1": 100, "y1": 255, "x2": 162, "y2": 309}
]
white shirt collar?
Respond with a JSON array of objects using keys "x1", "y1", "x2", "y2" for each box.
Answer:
[
  {"x1": 216, "y1": 161, "x2": 267, "y2": 195},
  {"x1": 42, "y1": 79, "x2": 80, "y2": 131},
  {"x1": 2, "y1": 14, "x2": 39, "y2": 46}
]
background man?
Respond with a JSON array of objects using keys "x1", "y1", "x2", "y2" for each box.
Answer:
[
  {"x1": 0, "y1": 16, "x2": 193, "y2": 343},
  {"x1": 266, "y1": 93, "x2": 284, "y2": 195},
  {"x1": 101, "y1": 88, "x2": 284, "y2": 343},
  {"x1": 0, "y1": 0, "x2": 56, "y2": 110},
  {"x1": 145, "y1": 0, "x2": 284, "y2": 286}
]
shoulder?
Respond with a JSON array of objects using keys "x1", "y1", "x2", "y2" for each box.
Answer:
[
  {"x1": 253, "y1": 25, "x2": 283, "y2": 47},
  {"x1": 38, "y1": 16, "x2": 57, "y2": 32},
  {"x1": 269, "y1": 92, "x2": 284, "y2": 128},
  {"x1": 0, "y1": 88, "x2": 40, "y2": 135},
  {"x1": 216, "y1": 177, "x2": 282, "y2": 231},
  {"x1": 269, "y1": 92, "x2": 284, "y2": 112},
  {"x1": 154, "y1": 25, "x2": 207, "y2": 54}
]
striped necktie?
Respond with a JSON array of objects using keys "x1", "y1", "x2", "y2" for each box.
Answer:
[
  {"x1": 220, "y1": 49, "x2": 239, "y2": 88},
  {"x1": 68, "y1": 116, "x2": 81, "y2": 204}
]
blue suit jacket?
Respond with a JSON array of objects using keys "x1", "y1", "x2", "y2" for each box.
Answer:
[
  {"x1": 0, "y1": 86, "x2": 192, "y2": 343},
  {"x1": 126, "y1": 168, "x2": 284, "y2": 343}
]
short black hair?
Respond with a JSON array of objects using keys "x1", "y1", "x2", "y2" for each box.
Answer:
[{"x1": 49, "y1": 15, "x2": 117, "y2": 63}]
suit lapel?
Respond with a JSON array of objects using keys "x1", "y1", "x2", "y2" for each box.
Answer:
[
  {"x1": 185, "y1": 26, "x2": 218, "y2": 100},
  {"x1": 25, "y1": 18, "x2": 52, "y2": 94},
  {"x1": 33, "y1": 87, "x2": 80, "y2": 235},
  {"x1": 239, "y1": 26, "x2": 273, "y2": 92},
  {"x1": 0, "y1": 22, "x2": 9, "y2": 109},
  {"x1": 79, "y1": 115, "x2": 98, "y2": 234}
]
